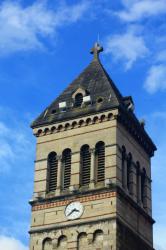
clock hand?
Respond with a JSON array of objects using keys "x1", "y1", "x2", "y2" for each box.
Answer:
[
  {"x1": 67, "y1": 210, "x2": 74, "y2": 216},
  {"x1": 74, "y1": 209, "x2": 80, "y2": 212},
  {"x1": 67, "y1": 208, "x2": 81, "y2": 216},
  {"x1": 67, "y1": 208, "x2": 77, "y2": 216}
]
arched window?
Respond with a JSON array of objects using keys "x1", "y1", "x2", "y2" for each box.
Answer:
[
  {"x1": 42, "y1": 238, "x2": 52, "y2": 250},
  {"x1": 95, "y1": 141, "x2": 105, "y2": 183},
  {"x1": 77, "y1": 233, "x2": 88, "y2": 250},
  {"x1": 80, "y1": 145, "x2": 91, "y2": 186},
  {"x1": 121, "y1": 146, "x2": 126, "y2": 188},
  {"x1": 93, "y1": 229, "x2": 104, "y2": 249},
  {"x1": 127, "y1": 153, "x2": 132, "y2": 192},
  {"x1": 57, "y1": 235, "x2": 67, "y2": 249},
  {"x1": 62, "y1": 149, "x2": 71, "y2": 190},
  {"x1": 141, "y1": 168, "x2": 146, "y2": 206},
  {"x1": 75, "y1": 93, "x2": 83, "y2": 107},
  {"x1": 47, "y1": 152, "x2": 58, "y2": 192}
]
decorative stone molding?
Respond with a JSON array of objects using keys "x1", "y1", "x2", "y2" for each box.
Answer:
[
  {"x1": 32, "y1": 191, "x2": 116, "y2": 211},
  {"x1": 72, "y1": 87, "x2": 86, "y2": 99},
  {"x1": 117, "y1": 109, "x2": 156, "y2": 157},
  {"x1": 34, "y1": 112, "x2": 114, "y2": 137}
]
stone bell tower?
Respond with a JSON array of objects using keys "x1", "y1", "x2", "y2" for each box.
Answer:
[{"x1": 29, "y1": 43, "x2": 156, "y2": 250}]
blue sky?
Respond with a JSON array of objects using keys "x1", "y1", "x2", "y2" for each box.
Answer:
[{"x1": 0, "y1": 0, "x2": 166, "y2": 249}]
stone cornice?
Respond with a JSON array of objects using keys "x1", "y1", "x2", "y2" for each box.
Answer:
[
  {"x1": 30, "y1": 185, "x2": 154, "y2": 224},
  {"x1": 29, "y1": 216, "x2": 116, "y2": 234},
  {"x1": 29, "y1": 187, "x2": 116, "y2": 207},
  {"x1": 117, "y1": 106, "x2": 157, "y2": 157},
  {"x1": 32, "y1": 110, "x2": 116, "y2": 137},
  {"x1": 117, "y1": 186, "x2": 155, "y2": 224}
]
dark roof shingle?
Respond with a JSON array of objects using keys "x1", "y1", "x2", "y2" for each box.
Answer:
[
  {"x1": 31, "y1": 45, "x2": 156, "y2": 156},
  {"x1": 31, "y1": 59, "x2": 125, "y2": 128}
]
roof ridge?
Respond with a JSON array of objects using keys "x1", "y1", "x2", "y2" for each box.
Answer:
[{"x1": 92, "y1": 59, "x2": 123, "y2": 101}]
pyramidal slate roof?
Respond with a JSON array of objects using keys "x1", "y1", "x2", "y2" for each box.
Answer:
[{"x1": 31, "y1": 43, "x2": 130, "y2": 128}]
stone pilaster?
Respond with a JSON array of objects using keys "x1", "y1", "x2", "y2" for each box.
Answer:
[
  {"x1": 56, "y1": 155, "x2": 62, "y2": 196},
  {"x1": 70, "y1": 152, "x2": 80, "y2": 189},
  {"x1": 90, "y1": 148, "x2": 95, "y2": 188}
]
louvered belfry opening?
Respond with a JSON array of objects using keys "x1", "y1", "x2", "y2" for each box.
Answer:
[
  {"x1": 136, "y1": 162, "x2": 140, "y2": 202},
  {"x1": 48, "y1": 152, "x2": 58, "y2": 192},
  {"x1": 62, "y1": 149, "x2": 71, "y2": 190},
  {"x1": 95, "y1": 141, "x2": 105, "y2": 183},
  {"x1": 122, "y1": 146, "x2": 126, "y2": 188},
  {"x1": 80, "y1": 145, "x2": 91, "y2": 186},
  {"x1": 74, "y1": 93, "x2": 83, "y2": 107},
  {"x1": 127, "y1": 153, "x2": 132, "y2": 191},
  {"x1": 141, "y1": 169, "x2": 146, "y2": 204}
]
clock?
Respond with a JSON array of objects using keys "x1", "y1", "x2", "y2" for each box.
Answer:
[{"x1": 65, "y1": 201, "x2": 84, "y2": 220}]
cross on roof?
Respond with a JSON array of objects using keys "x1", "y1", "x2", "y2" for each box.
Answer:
[{"x1": 90, "y1": 42, "x2": 103, "y2": 61}]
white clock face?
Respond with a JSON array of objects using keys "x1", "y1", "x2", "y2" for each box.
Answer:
[{"x1": 65, "y1": 202, "x2": 84, "y2": 220}]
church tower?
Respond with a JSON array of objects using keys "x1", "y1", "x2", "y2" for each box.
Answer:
[{"x1": 29, "y1": 43, "x2": 156, "y2": 250}]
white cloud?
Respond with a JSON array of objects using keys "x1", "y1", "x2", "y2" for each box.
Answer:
[
  {"x1": 0, "y1": 121, "x2": 10, "y2": 135},
  {"x1": 156, "y1": 50, "x2": 166, "y2": 63},
  {"x1": 0, "y1": 1, "x2": 90, "y2": 55},
  {"x1": 105, "y1": 31, "x2": 148, "y2": 70},
  {"x1": 0, "y1": 108, "x2": 33, "y2": 243},
  {"x1": 116, "y1": 0, "x2": 166, "y2": 22},
  {"x1": 0, "y1": 235, "x2": 28, "y2": 250},
  {"x1": 105, "y1": 0, "x2": 166, "y2": 78},
  {"x1": 0, "y1": 110, "x2": 33, "y2": 173},
  {"x1": 144, "y1": 64, "x2": 166, "y2": 93}
]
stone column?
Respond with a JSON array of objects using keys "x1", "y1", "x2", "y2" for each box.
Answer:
[
  {"x1": 70, "y1": 152, "x2": 80, "y2": 190},
  {"x1": 56, "y1": 155, "x2": 62, "y2": 196},
  {"x1": 90, "y1": 148, "x2": 95, "y2": 189}
]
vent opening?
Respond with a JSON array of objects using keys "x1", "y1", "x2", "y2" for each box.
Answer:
[
  {"x1": 48, "y1": 152, "x2": 58, "y2": 192},
  {"x1": 62, "y1": 149, "x2": 71, "y2": 190},
  {"x1": 80, "y1": 145, "x2": 91, "y2": 186},
  {"x1": 95, "y1": 141, "x2": 105, "y2": 182},
  {"x1": 97, "y1": 97, "x2": 103, "y2": 103},
  {"x1": 75, "y1": 93, "x2": 83, "y2": 107}
]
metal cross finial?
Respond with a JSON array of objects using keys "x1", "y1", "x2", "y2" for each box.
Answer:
[{"x1": 90, "y1": 42, "x2": 103, "y2": 61}]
